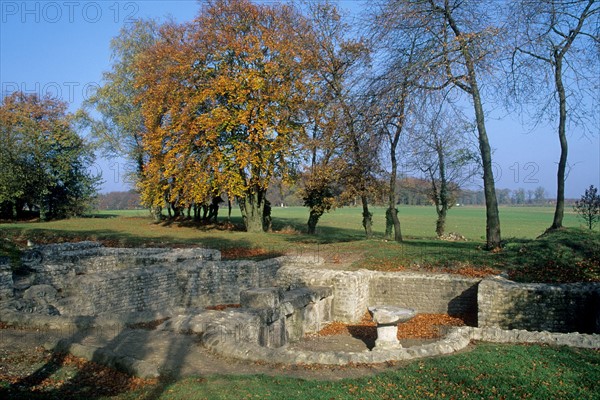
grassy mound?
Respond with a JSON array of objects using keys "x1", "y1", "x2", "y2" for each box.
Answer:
[{"x1": 508, "y1": 228, "x2": 600, "y2": 283}]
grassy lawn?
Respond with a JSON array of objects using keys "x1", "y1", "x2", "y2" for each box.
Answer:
[
  {"x1": 0, "y1": 205, "x2": 595, "y2": 281},
  {"x1": 2, "y1": 343, "x2": 599, "y2": 399},
  {"x1": 135, "y1": 344, "x2": 600, "y2": 400}
]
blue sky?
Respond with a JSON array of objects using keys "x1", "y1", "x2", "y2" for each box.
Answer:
[{"x1": 1, "y1": 0, "x2": 598, "y2": 198}]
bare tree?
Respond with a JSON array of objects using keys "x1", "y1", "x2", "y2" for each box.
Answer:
[
  {"x1": 371, "y1": 0, "x2": 504, "y2": 249},
  {"x1": 366, "y1": 22, "x2": 426, "y2": 242},
  {"x1": 373, "y1": 84, "x2": 410, "y2": 242},
  {"x1": 409, "y1": 95, "x2": 479, "y2": 237},
  {"x1": 299, "y1": 1, "x2": 367, "y2": 235},
  {"x1": 509, "y1": 0, "x2": 599, "y2": 230},
  {"x1": 303, "y1": 1, "x2": 377, "y2": 238}
]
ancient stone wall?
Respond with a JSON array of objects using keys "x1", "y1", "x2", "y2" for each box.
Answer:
[
  {"x1": 276, "y1": 266, "x2": 480, "y2": 323},
  {"x1": 0, "y1": 258, "x2": 12, "y2": 302},
  {"x1": 60, "y1": 266, "x2": 179, "y2": 315},
  {"x1": 177, "y1": 259, "x2": 282, "y2": 308},
  {"x1": 478, "y1": 276, "x2": 600, "y2": 333},
  {"x1": 2, "y1": 242, "x2": 600, "y2": 334},
  {"x1": 3, "y1": 243, "x2": 302, "y2": 317},
  {"x1": 369, "y1": 272, "x2": 479, "y2": 319}
]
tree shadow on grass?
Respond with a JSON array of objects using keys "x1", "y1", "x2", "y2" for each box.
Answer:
[
  {"x1": 390, "y1": 238, "x2": 511, "y2": 269},
  {"x1": 0, "y1": 319, "x2": 201, "y2": 399},
  {"x1": 80, "y1": 213, "x2": 120, "y2": 219},
  {"x1": 0, "y1": 316, "x2": 151, "y2": 399},
  {"x1": 271, "y1": 217, "x2": 368, "y2": 244}
]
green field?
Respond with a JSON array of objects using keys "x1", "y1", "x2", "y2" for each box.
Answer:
[
  {"x1": 0, "y1": 205, "x2": 583, "y2": 241},
  {"x1": 0, "y1": 205, "x2": 589, "y2": 276},
  {"x1": 272, "y1": 205, "x2": 582, "y2": 240}
]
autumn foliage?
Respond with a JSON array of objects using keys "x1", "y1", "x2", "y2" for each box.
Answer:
[{"x1": 134, "y1": 0, "x2": 313, "y2": 232}]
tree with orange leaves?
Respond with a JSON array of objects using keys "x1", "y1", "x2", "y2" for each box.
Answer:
[{"x1": 134, "y1": 0, "x2": 313, "y2": 232}]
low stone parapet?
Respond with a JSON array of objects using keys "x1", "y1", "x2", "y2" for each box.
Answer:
[
  {"x1": 276, "y1": 266, "x2": 480, "y2": 323},
  {"x1": 202, "y1": 326, "x2": 600, "y2": 366},
  {"x1": 478, "y1": 276, "x2": 600, "y2": 333}
]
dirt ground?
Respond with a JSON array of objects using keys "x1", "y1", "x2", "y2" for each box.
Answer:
[{"x1": 0, "y1": 326, "x2": 453, "y2": 384}]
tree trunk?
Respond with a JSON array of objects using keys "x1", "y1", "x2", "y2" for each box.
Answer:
[
  {"x1": 14, "y1": 199, "x2": 25, "y2": 219},
  {"x1": 239, "y1": 188, "x2": 267, "y2": 233},
  {"x1": 386, "y1": 136, "x2": 402, "y2": 242},
  {"x1": 361, "y1": 195, "x2": 373, "y2": 239},
  {"x1": 193, "y1": 204, "x2": 200, "y2": 222},
  {"x1": 150, "y1": 206, "x2": 162, "y2": 222},
  {"x1": 474, "y1": 89, "x2": 502, "y2": 249},
  {"x1": 385, "y1": 208, "x2": 393, "y2": 239},
  {"x1": 307, "y1": 209, "x2": 323, "y2": 235},
  {"x1": 205, "y1": 197, "x2": 221, "y2": 223},
  {"x1": 447, "y1": 11, "x2": 501, "y2": 249},
  {"x1": 263, "y1": 199, "x2": 272, "y2": 232},
  {"x1": 0, "y1": 201, "x2": 13, "y2": 219},
  {"x1": 385, "y1": 207, "x2": 402, "y2": 241},
  {"x1": 550, "y1": 55, "x2": 567, "y2": 230},
  {"x1": 436, "y1": 141, "x2": 448, "y2": 237},
  {"x1": 436, "y1": 206, "x2": 447, "y2": 237}
]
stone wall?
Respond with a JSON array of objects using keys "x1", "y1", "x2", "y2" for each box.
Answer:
[
  {"x1": 332, "y1": 271, "x2": 372, "y2": 322},
  {"x1": 478, "y1": 276, "x2": 600, "y2": 334},
  {"x1": 369, "y1": 272, "x2": 479, "y2": 323},
  {"x1": 3, "y1": 243, "x2": 306, "y2": 317},
  {"x1": 177, "y1": 259, "x2": 282, "y2": 309},
  {"x1": 276, "y1": 266, "x2": 480, "y2": 323},
  {"x1": 59, "y1": 266, "x2": 179, "y2": 315},
  {"x1": 3, "y1": 242, "x2": 600, "y2": 335},
  {"x1": 0, "y1": 258, "x2": 12, "y2": 302}
]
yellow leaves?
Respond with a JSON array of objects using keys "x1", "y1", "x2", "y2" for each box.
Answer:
[{"x1": 133, "y1": 0, "x2": 312, "y2": 208}]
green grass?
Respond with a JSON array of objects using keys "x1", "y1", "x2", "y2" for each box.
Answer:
[
  {"x1": 275, "y1": 205, "x2": 582, "y2": 240},
  {"x1": 2, "y1": 343, "x2": 599, "y2": 399},
  {"x1": 0, "y1": 206, "x2": 596, "y2": 278},
  {"x1": 508, "y1": 227, "x2": 600, "y2": 283},
  {"x1": 149, "y1": 344, "x2": 600, "y2": 400},
  {"x1": 0, "y1": 205, "x2": 596, "y2": 282}
]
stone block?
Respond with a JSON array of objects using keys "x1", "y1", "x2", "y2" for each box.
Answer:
[
  {"x1": 241, "y1": 287, "x2": 283, "y2": 309},
  {"x1": 259, "y1": 317, "x2": 287, "y2": 348},
  {"x1": 23, "y1": 284, "x2": 57, "y2": 303}
]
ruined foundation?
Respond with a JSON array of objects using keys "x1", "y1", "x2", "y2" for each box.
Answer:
[{"x1": 1, "y1": 242, "x2": 599, "y2": 377}]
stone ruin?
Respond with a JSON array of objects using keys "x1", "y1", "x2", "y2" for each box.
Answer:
[
  {"x1": 0, "y1": 241, "x2": 599, "y2": 377},
  {"x1": 0, "y1": 241, "x2": 334, "y2": 349}
]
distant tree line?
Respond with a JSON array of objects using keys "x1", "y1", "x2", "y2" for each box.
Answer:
[
  {"x1": 97, "y1": 182, "x2": 554, "y2": 211},
  {"x1": 267, "y1": 176, "x2": 551, "y2": 208},
  {"x1": 96, "y1": 191, "x2": 141, "y2": 210}
]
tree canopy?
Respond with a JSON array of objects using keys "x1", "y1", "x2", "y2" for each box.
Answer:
[
  {"x1": 133, "y1": 0, "x2": 314, "y2": 232},
  {"x1": 0, "y1": 92, "x2": 100, "y2": 220}
]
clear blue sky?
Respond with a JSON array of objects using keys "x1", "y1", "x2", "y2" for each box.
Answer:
[{"x1": 1, "y1": 0, "x2": 598, "y2": 198}]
